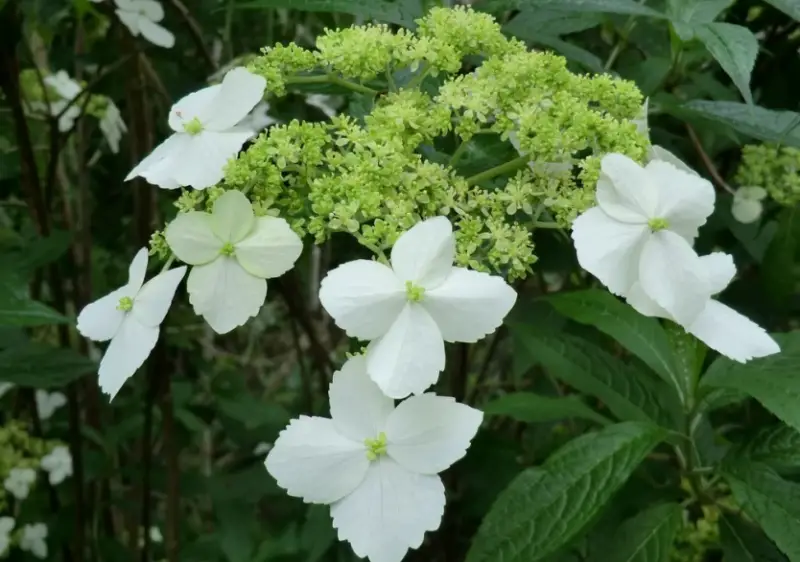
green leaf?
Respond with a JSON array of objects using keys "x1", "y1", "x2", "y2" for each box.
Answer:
[
  {"x1": 216, "y1": 395, "x2": 291, "y2": 431},
  {"x1": 518, "y1": 332, "x2": 676, "y2": 427},
  {"x1": 722, "y1": 460, "x2": 800, "y2": 560},
  {"x1": 526, "y1": 34, "x2": 605, "y2": 72},
  {"x1": 693, "y1": 23, "x2": 758, "y2": 104},
  {"x1": 503, "y1": 8, "x2": 603, "y2": 37},
  {"x1": 467, "y1": 422, "x2": 666, "y2": 562},
  {"x1": 682, "y1": 100, "x2": 800, "y2": 148},
  {"x1": 762, "y1": 207, "x2": 800, "y2": 308},
  {"x1": 545, "y1": 290, "x2": 686, "y2": 406},
  {"x1": 483, "y1": 392, "x2": 612, "y2": 425},
  {"x1": 605, "y1": 503, "x2": 683, "y2": 562},
  {"x1": 764, "y1": 0, "x2": 800, "y2": 21},
  {"x1": 701, "y1": 332, "x2": 800, "y2": 433},
  {"x1": 0, "y1": 292, "x2": 70, "y2": 326},
  {"x1": 491, "y1": 0, "x2": 666, "y2": 18},
  {"x1": 0, "y1": 343, "x2": 95, "y2": 387},
  {"x1": 301, "y1": 506, "x2": 336, "y2": 562},
  {"x1": 236, "y1": 0, "x2": 424, "y2": 27},
  {"x1": 667, "y1": 0, "x2": 731, "y2": 23},
  {"x1": 720, "y1": 512, "x2": 788, "y2": 562},
  {"x1": 744, "y1": 425, "x2": 800, "y2": 472}
]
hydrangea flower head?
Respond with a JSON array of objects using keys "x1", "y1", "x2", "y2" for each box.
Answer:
[
  {"x1": 126, "y1": 67, "x2": 266, "y2": 190},
  {"x1": 571, "y1": 153, "x2": 715, "y2": 326},
  {"x1": 76, "y1": 248, "x2": 186, "y2": 399},
  {"x1": 3, "y1": 467, "x2": 36, "y2": 500},
  {"x1": 165, "y1": 190, "x2": 303, "y2": 334},
  {"x1": 266, "y1": 355, "x2": 483, "y2": 562},
  {"x1": 114, "y1": 0, "x2": 175, "y2": 48},
  {"x1": 319, "y1": 217, "x2": 517, "y2": 398}
]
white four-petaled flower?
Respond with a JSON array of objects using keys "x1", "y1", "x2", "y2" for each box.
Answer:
[
  {"x1": 41, "y1": 446, "x2": 73, "y2": 485},
  {"x1": 76, "y1": 248, "x2": 186, "y2": 399},
  {"x1": 0, "y1": 517, "x2": 14, "y2": 556},
  {"x1": 42, "y1": 71, "x2": 82, "y2": 132},
  {"x1": 165, "y1": 190, "x2": 303, "y2": 334},
  {"x1": 125, "y1": 67, "x2": 266, "y2": 190},
  {"x1": 35, "y1": 390, "x2": 66, "y2": 421},
  {"x1": 100, "y1": 100, "x2": 127, "y2": 154},
  {"x1": 732, "y1": 186, "x2": 767, "y2": 224},
  {"x1": 114, "y1": 0, "x2": 175, "y2": 49},
  {"x1": 19, "y1": 523, "x2": 48, "y2": 559},
  {"x1": 266, "y1": 355, "x2": 483, "y2": 562},
  {"x1": 571, "y1": 153, "x2": 715, "y2": 327},
  {"x1": 3, "y1": 467, "x2": 36, "y2": 500},
  {"x1": 319, "y1": 217, "x2": 517, "y2": 399}
]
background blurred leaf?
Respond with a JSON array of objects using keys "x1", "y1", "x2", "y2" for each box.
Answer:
[
  {"x1": 236, "y1": 0, "x2": 424, "y2": 27},
  {"x1": 0, "y1": 342, "x2": 95, "y2": 387},
  {"x1": 483, "y1": 391, "x2": 611, "y2": 425},
  {"x1": 681, "y1": 101, "x2": 800, "y2": 147}
]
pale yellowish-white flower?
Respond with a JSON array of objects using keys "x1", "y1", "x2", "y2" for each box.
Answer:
[
  {"x1": 114, "y1": 0, "x2": 175, "y2": 48},
  {"x1": 35, "y1": 389, "x2": 66, "y2": 420},
  {"x1": 732, "y1": 186, "x2": 767, "y2": 224},
  {"x1": 19, "y1": 523, "x2": 47, "y2": 559},
  {"x1": 41, "y1": 446, "x2": 73, "y2": 485},
  {"x1": 3, "y1": 467, "x2": 36, "y2": 500},
  {"x1": 0, "y1": 517, "x2": 14, "y2": 556},
  {"x1": 100, "y1": 100, "x2": 127, "y2": 153}
]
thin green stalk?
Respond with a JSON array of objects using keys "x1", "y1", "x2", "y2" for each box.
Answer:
[
  {"x1": 286, "y1": 74, "x2": 378, "y2": 96},
  {"x1": 448, "y1": 141, "x2": 468, "y2": 167},
  {"x1": 465, "y1": 155, "x2": 530, "y2": 186}
]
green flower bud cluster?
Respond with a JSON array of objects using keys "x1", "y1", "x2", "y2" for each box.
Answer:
[
  {"x1": 0, "y1": 421, "x2": 56, "y2": 512},
  {"x1": 670, "y1": 504, "x2": 719, "y2": 562},
  {"x1": 735, "y1": 143, "x2": 800, "y2": 207},
  {"x1": 176, "y1": 6, "x2": 645, "y2": 280}
]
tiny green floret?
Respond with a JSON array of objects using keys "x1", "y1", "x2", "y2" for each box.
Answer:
[
  {"x1": 648, "y1": 217, "x2": 669, "y2": 232},
  {"x1": 183, "y1": 117, "x2": 204, "y2": 135},
  {"x1": 405, "y1": 281, "x2": 425, "y2": 302},
  {"x1": 220, "y1": 242, "x2": 236, "y2": 256},
  {"x1": 364, "y1": 432, "x2": 388, "y2": 461},
  {"x1": 117, "y1": 296, "x2": 133, "y2": 312}
]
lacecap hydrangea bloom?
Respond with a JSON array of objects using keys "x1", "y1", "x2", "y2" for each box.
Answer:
[
  {"x1": 266, "y1": 355, "x2": 482, "y2": 562},
  {"x1": 736, "y1": 143, "x2": 800, "y2": 207}
]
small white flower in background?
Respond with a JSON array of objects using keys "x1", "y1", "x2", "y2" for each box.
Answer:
[
  {"x1": 125, "y1": 67, "x2": 266, "y2": 190},
  {"x1": 41, "y1": 446, "x2": 73, "y2": 485},
  {"x1": 165, "y1": 190, "x2": 303, "y2": 334},
  {"x1": 76, "y1": 248, "x2": 186, "y2": 399},
  {"x1": 253, "y1": 442, "x2": 272, "y2": 456},
  {"x1": 3, "y1": 467, "x2": 36, "y2": 500},
  {"x1": 242, "y1": 101, "x2": 279, "y2": 132},
  {"x1": 633, "y1": 98, "x2": 696, "y2": 173},
  {"x1": 35, "y1": 390, "x2": 66, "y2": 421},
  {"x1": 138, "y1": 526, "x2": 163, "y2": 547},
  {"x1": 305, "y1": 94, "x2": 343, "y2": 119},
  {"x1": 19, "y1": 523, "x2": 48, "y2": 559},
  {"x1": 627, "y1": 252, "x2": 780, "y2": 362},
  {"x1": 571, "y1": 153, "x2": 715, "y2": 327},
  {"x1": 732, "y1": 186, "x2": 767, "y2": 224},
  {"x1": 42, "y1": 71, "x2": 82, "y2": 132},
  {"x1": 99, "y1": 100, "x2": 127, "y2": 153},
  {"x1": 0, "y1": 382, "x2": 13, "y2": 399},
  {"x1": 114, "y1": 0, "x2": 175, "y2": 49},
  {"x1": 266, "y1": 355, "x2": 483, "y2": 562},
  {"x1": 0, "y1": 517, "x2": 14, "y2": 556},
  {"x1": 319, "y1": 217, "x2": 517, "y2": 399}
]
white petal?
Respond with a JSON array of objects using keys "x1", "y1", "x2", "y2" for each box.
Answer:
[
  {"x1": 638, "y1": 231, "x2": 709, "y2": 326},
  {"x1": 329, "y1": 355, "x2": 395, "y2": 442},
  {"x1": 204, "y1": 68, "x2": 267, "y2": 131},
  {"x1": 127, "y1": 248, "x2": 149, "y2": 292},
  {"x1": 646, "y1": 160, "x2": 715, "y2": 241},
  {"x1": 138, "y1": 19, "x2": 175, "y2": 49},
  {"x1": 116, "y1": 9, "x2": 141, "y2": 35},
  {"x1": 318, "y1": 260, "x2": 406, "y2": 340},
  {"x1": 386, "y1": 394, "x2": 482, "y2": 475},
  {"x1": 168, "y1": 85, "x2": 221, "y2": 131},
  {"x1": 625, "y1": 282, "x2": 669, "y2": 318},
  {"x1": 596, "y1": 154, "x2": 657, "y2": 223},
  {"x1": 124, "y1": 134, "x2": 186, "y2": 189},
  {"x1": 76, "y1": 286, "x2": 129, "y2": 342},
  {"x1": 571, "y1": 207, "x2": 649, "y2": 296},
  {"x1": 687, "y1": 300, "x2": 780, "y2": 363},
  {"x1": 632, "y1": 98, "x2": 649, "y2": 137},
  {"x1": 732, "y1": 197, "x2": 763, "y2": 224},
  {"x1": 98, "y1": 317, "x2": 159, "y2": 400},
  {"x1": 649, "y1": 145, "x2": 697, "y2": 175},
  {"x1": 265, "y1": 416, "x2": 369, "y2": 504},
  {"x1": 211, "y1": 190, "x2": 255, "y2": 244},
  {"x1": 235, "y1": 216, "x2": 303, "y2": 279},
  {"x1": 131, "y1": 266, "x2": 186, "y2": 327},
  {"x1": 139, "y1": 0, "x2": 164, "y2": 21},
  {"x1": 187, "y1": 258, "x2": 266, "y2": 334},
  {"x1": 331, "y1": 457, "x2": 445, "y2": 562},
  {"x1": 390, "y1": 217, "x2": 455, "y2": 288},
  {"x1": 165, "y1": 212, "x2": 222, "y2": 265},
  {"x1": 365, "y1": 304, "x2": 445, "y2": 399},
  {"x1": 423, "y1": 268, "x2": 516, "y2": 343},
  {"x1": 171, "y1": 131, "x2": 252, "y2": 190},
  {"x1": 700, "y1": 252, "x2": 736, "y2": 295}
]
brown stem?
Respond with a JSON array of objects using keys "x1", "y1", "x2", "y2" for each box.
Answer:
[
  {"x1": 685, "y1": 124, "x2": 736, "y2": 194},
  {"x1": 165, "y1": 0, "x2": 218, "y2": 71},
  {"x1": 450, "y1": 343, "x2": 469, "y2": 402},
  {"x1": 161, "y1": 373, "x2": 180, "y2": 562}
]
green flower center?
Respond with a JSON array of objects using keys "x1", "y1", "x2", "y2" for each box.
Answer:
[
  {"x1": 647, "y1": 217, "x2": 669, "y2": 232},
  {"x1": 183, "y1": 117, "x2": 204, "y2": 136},
  {"x1": 117, "y1": 296, "x2": 133, "y2": 312},
  {"x1": 364, "y1": 432, "x2": 388, "y2": 461},
  {"x1": 220, "y1": 242, "x2": 236, "y2": 256},
  {"x1": 405, "y1": 281, "x2": 425, "y2": 302}
]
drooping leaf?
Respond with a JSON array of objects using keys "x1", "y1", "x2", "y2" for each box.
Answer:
[
  {"x1": 236, "y1": 0, "x2": 424, "y2": 28},
  {"x1": 667, "y1": 0, "x2": 731, "y2": 23},
  {"x1": 693, "y1": 23, "x2": 758, "y2": 104},
  {"x1": 764, "y1": 0, "x2": 800, "y2": 21},
  {"x1": 517, "y1": 332, "x2": 677, "y2": 428},
  {"x1": 484, "y1": 0, "x2": 666, "y2": 18},
  {"x1": 722, "y1": 460, "x2": 800, "y2": 560},
  {"x1": 605, "y1": 503, "x2": 683, "y2": 562},
  {"x1": 0, "y1": 342, "x2": 95, "y2": 387},
  {"x1": 744, "y1": 425, "x2": 800, "y2": 472},
  {"x1": 545, "y1": 290, "x2": 686, "y2": 406},
  {"x1": 467, "y1": 422, "x2": 666, "y2": 562},
  {"x1": 720, "y1": 512, "x2": 788, "y2": 562},
  {"x1": 483, "y1": 392, "x2": 611, "y2": 426},
  {"x1": 682, "y1": 100, "x2": 800, "y2": 148},
  {"x1": 701, "y1": 332, "x2": 800, "y2": 433},
  {"x1": 0, "y1": 291, "x2": 70, "y2": 326}
]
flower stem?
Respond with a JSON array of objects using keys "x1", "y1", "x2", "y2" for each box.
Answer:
[
  {"x1": 406, "y1": 63, "x2": 431, "y2": 89},
  {"x1": 160, "y1": 254, "x2": 176, "y2": 273},
  {"x1": 465, "y1": 155, "x2": 530, "y2": 186},
  {"x1": 286, "y1": 74, "x2": 379, "y2": 96},
  {"x1": 448, "y1": 141, "x2": 469, "y2": 167},
  {"x1": 532, "y1": 221, "x2": 562, "y2": 229}
]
